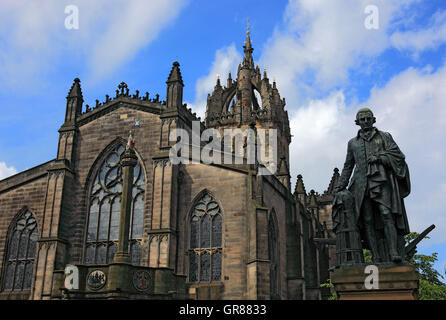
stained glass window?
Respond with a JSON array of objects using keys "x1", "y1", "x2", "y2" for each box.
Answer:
[
  {"x1": 2, "y1": 210, "x2": 37, "y2": 291},
  {"x1": 188, "y1": 193, "x2": 222, "y2": 282},
  {"x1": 85, "y1": 144, "x2": 145, "y2": 265}
]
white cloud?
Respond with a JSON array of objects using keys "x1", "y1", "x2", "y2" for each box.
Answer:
[
  {"x1": 259, "y1": 0, "x2": 419, "y2": 103},
  {"x1": 187, "y1": 44, "x2": 242, "y2": 120},
  {"x1": 254, "y1": 0, "x2": 446, "y2": 245},
  {"x1": 0, "y1": 0, "x2": 188, "y2": 88},
  {"x1": 391, "y1": 9, "x2": 446, "y2": 53},
  {"x1": 287, "y1": 62, "x2": 446, "y2": 244},
  {"x1": 365, "y1": 64, "x2": 446, "y2": 244},
  {"x1": 0, "y1": 162, "x2": 17, "y2": 180},
  {"x1": 289, "y1": 91, "x2": 356, "y2": 193},
  {"x1": 88, "y1": 0, "x2": 188, "y2": 82}
]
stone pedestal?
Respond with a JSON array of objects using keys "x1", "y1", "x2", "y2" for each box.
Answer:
[{"x1": 331, "y1": 264, "x2": 419, "y2": 300}]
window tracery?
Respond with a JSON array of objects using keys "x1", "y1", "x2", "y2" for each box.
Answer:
[
  {"x1": 2, "y1": 210, "x2": 37, "y2": 291},
  {"x1": 188, "y1": 193, "x2": 222, "y2": 282},
  {"x1": 85, "y1": 144, "x2": 145, "y2": 265}
]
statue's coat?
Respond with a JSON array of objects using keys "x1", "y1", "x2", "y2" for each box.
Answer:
[{"x1": 337, "y1": 129, "x2": 410, "y2": 235}]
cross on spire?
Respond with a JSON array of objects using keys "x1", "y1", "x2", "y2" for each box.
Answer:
[{"x1": 118, "y1": 82, "x2": 128, "y2": 96}]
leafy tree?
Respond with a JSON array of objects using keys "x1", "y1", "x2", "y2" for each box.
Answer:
[{"x1": 405, "y1": 232, "x2": 446, "y2": 300}]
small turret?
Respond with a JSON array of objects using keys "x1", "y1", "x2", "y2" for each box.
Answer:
[
  {"x1": 166, "y1": 61, "x2": 184, "y2": 109},
  {"x1": 326, "y1": 168, "x2": 340, "y2": 195},
  {"x1": 227, "y1": 72, "x2": 233, "y2": 88},
  {"x1": 308, "y1": 190, "x2": 318, "y2": 208},
  {"x1": 294, "y1": 174, "x2": 307, "y2": 205},
  {"x1": 277, "y1": 157, "x2": 291, "y2": 189},
  {"x1": 64, "y1": 78, "x2": 83, "y2": 124}
]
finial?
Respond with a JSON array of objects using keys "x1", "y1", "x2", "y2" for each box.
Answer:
[
  {"x1": 118, "y1": 81, "x2": 128, "y2": 95},
  {"x1": 67, "y1": 77, "x2": 83, "y2": 99},
  {"x1": 247, "y1": 18, "x2": 250, "y2": 35}
]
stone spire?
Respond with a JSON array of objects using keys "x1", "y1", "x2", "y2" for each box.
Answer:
[
  {"x1": 68, "y1": 78, "x2": 83, "y2": 99},
  {"x1": 307, "y1": 190, "x2": 319, "y2": 220},
  {"x1": 326, "y1": 168, "x2": 340, "y2": 195},
  {"x1": 166, "y1": 61, "x2": 184, "y2": 109},
  {"x1": 294, "y1": 174, "x2": 307, "y2": 205},
  {"x1": 308, "y1": 190, "x2": 318, "y2": 208},
  {"x1": 64, "y1": 78, "x2": 83, "y2": 124},
  {"x1": 215, "y1": 74, "x2": 222, "y2": 90},
  {"x1": 242, "y1": 22, "x2": 254, "y2": 70},
  {"x1": 227, "y1": 72, "x2": 233, "y2": 88},
  {"x1": 166, "y1": 61, "x2": 183, "y2": 85},
  {"x1": 277, "y1": 157, "x2": 290, "y2": 189}
]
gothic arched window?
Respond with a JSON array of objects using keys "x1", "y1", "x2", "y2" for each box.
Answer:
[
  {"x1": 84, "y1": 144, "x2": 145, "y2": 265},
  {"x1": 188, "y1": 193, "x2": 222, "y2": 283},
  {"x1": 2, "y1": 210, "x2": 37, "y2": 291}
]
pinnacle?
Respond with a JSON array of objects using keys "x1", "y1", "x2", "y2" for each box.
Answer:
[
  {"x1": 326, "y1": 167, "x2": 340, "y2": 195},
  {"x1": 278, "y1": 157, "x2": 289, "y2": 175},
  {"x1": 294, "y1": 174, "x2": 306, "y2": 194},
  {"x1": 67, "y1": 77, "x2": 83, "y2": 99},
  {"x1": 242, "y1": 28, "x2": 254, "y2": 69},
  {"x1": 167, "y1": 61, "x2": 184, "y2": 85}
]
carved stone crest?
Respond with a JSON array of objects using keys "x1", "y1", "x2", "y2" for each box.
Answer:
[
  {"x1": 87, "y1": 270, "x2": 106, "y2": 290},
  {"x1": 133, "y1": 270, "x2": 151, "y2": 292}
]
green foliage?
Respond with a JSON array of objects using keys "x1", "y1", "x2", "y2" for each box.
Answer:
[
  {"x1": 363, "y1": 249, "x2": 372, "y2": 263},
  {"x1": 419, "y1": 279, "x2": 446, "y2": 300},
  {"x1": 405, "y1": 232, "x2": 446, "y2": 300},
  {"x1": 320, "y1": 279, "x2": 337, "y2": 300}
]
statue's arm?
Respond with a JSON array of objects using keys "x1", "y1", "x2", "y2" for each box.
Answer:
[
  {"x1": 335, "y1": 141, "x2": 355, "y2": 192},
  {"x1": 378, "y1": 132, "x2": 405, "y2": 167}
]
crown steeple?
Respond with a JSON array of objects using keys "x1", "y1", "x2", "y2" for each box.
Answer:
[{"x1": 204, "y1": 27, "x2": 291, "y2": 171}]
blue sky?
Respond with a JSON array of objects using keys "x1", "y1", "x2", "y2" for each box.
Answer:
[{"x1": 1, "y1": 0, "x2": 445, "y2": 279}]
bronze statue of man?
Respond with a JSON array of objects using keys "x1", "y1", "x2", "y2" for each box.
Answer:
[{"x1": 334, "y1": 108, "x2": 411, "y2": 263}]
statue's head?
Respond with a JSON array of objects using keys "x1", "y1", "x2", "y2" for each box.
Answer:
[{"x1": 355, "y1": 107, "x2": 376, "y2": 129}]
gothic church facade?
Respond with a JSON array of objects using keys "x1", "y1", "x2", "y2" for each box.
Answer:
[{"x1": 0, "y1": 34, "x2": 332, "y2": 300}]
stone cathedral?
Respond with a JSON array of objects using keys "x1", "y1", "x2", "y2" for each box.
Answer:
[{"x1": 0, "y1": 34, "x2": 336, "y2": 300}]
